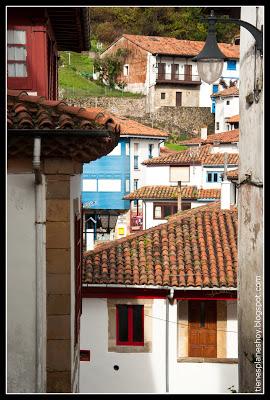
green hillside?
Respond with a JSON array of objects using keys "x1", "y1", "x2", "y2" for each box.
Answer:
[{"x1": 58, "y1": 51, "x2": 143, "y2": 98}]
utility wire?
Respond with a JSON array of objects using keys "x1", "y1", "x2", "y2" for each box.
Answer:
[{"x1": 95, "y1": 297, "x2": 238, "y2": 334}]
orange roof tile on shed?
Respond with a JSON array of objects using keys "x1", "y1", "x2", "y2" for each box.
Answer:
[
  {"x1": 7, "y1": 91, "x2": 121, "y2": 163},
  {"x1": 124, "y1": 185, "x2": 221, "y2": 200},
  {"x1": 226, "y1": 169, "x2": 239, "y2": 180},
  {"x1": 85, "y1": 108, "x2": 169, "y2": 138},
  {"x1": 143, "y1": 144, "x2": 239, "y2": 166},
  {"x1": 121, "y1": 34, "x2": 240, "y2": 59},
  {"x1": 211, "y1": 86, "x2": 239, "y2": 98},
  {"x1": 83, "y1": 203, "x2": 238, "y2": 288},
  {"x1": 180, "y1": 129, "x2": 239, "y2": 146},
  {"x1": 227, "y1": 114, "x2": 240, "y2": 123}
]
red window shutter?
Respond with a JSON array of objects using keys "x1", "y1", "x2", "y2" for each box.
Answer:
[{"x1": 74, "y1": 205, "x2": 82, "y2": 344}]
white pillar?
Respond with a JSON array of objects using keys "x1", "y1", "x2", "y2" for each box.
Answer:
[
  {"x1": 221, "y1": 180, "x2": 231, "y2": 209},
  {"x1": 201, "y1": 126, "x2": 208, "y2": 140}
]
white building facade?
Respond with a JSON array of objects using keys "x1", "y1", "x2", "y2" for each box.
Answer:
[{"x1": 80, "y1": 296, "x2": 238, "y2": 394}]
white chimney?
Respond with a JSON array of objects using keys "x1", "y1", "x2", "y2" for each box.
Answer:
[
  {"x1": 201, "y1": 126, "x2": 208, "y2": 140},
  {"x1": 221, "y1": 153, "x2": 231, "y2": 210}
]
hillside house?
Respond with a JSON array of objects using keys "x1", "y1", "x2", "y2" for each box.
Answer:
[
  {"x1": 98, "y1": 34, "x2": 239, "y2": 112},
  {"x1": 180, "y1": 128, "x2": 239, "y2": 154},
  {"x1": 141, "y1": 145, "x2": 239, "y2": 190},
  {"x1": 226, "y1": 114, "x2": 239, "y2": 131},
  {"x1": 120, "y1": 145, "x2": 238, "y2": 233},
  {"x1": 7, "y1": 7, "x2": 121, "y2": 394},
  {"x1": 80, "y1": 202, "x2": 238, "y2": 394},
  {"x1": 124, "y1": 185, "x2": 221, "y2": 230},
  {"x1": 82, "y1": 112, "x2": 169, "y2": 250},
  {"x1": 211, "y1": 86, "x2": 239, "y2": 133}
]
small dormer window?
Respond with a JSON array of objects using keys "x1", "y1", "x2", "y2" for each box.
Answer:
[{"x1": 123, "y1": 64, "x2": 129, "y2": 76}]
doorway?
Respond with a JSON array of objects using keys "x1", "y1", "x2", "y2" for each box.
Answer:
[{"x1": 176, "y1": 92, "x2": 182, "y2": 107}]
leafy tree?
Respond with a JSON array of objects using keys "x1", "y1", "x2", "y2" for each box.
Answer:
[{"x1": 89, "y1": 7, "x2": 239, "y2": 46}]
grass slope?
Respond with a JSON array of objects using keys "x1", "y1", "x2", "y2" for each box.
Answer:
[
  {"x1": 58, "y1": 51, "x2": 143, "y2": 98},
  {"x1": 165, "y1": 142, "x2": 187, "y2": 151}
]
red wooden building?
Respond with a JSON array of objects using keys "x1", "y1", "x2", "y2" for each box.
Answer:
[{"x1": 7, "y1": 7, "x2": 90, "y2": 99}]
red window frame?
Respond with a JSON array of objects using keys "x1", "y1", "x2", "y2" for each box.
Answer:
[
  {"x1": 74, "y1": 207, "x2": 83, "y2": 345},
  {"x1": 7, "y1": 26, "x2": 33, "y2": 89},
  {"x1": 116, "y1": 304, "x2": 144, "y2": 346}
]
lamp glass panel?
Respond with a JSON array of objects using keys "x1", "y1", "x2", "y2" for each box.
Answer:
[{"x1": 197, "y1": 59, "x2": 224, "y2": 84}]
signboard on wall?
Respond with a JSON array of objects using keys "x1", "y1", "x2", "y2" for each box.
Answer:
[{"x1": 170, "y1": 166, "x2": 190, "y2": 182}]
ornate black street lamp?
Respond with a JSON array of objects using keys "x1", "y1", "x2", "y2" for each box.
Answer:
[{"x1": 192, "y1": 10, "x2": 263, "y2": 84}]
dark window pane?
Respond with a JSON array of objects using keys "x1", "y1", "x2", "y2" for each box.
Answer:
[
  {"x1": 163, "y1": 205, "x2": 172, "y2": 217},
  {"x1": 118, "y1": 305, "x2": 128, "y2": 342},
  {"x1": 134, "y1": 155, "x2": 139, "y2": 169},
  {"x1": 207, "y1": 173, "x2": 212, "y2": 182},
  {"x1": 133, "y1": 305, "x2": 143, "y2": 342},
  {"x1": 213, "y1": 173, "x2": 218, "y2": 182}
]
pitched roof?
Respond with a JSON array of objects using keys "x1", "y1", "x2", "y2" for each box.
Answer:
[
  {"x1": 121, "y1": 34, "x2": 240, "y2": 59},
  {"x1": 7, "y1": 90, "x2": 120, "y2": 163},
  {"x1": 143, "y1": 145, "x2": 239, "y2": 166},
  {"x1": 211, "y1": 86, "x2": 239, "y2": 98},
  {"x1": 227, "y1": 114, "x2": 240, "y2": 123},
  {"x1": 226, "y1": 168, "x2": 239, "y2": 180},
  {"x1": 84, "y1": 107, "x2": 169, "y2": 138},
  {"x1": 123, "y1": 185, "x2": 221, "y2": 200},
  {"x1": 180, "y1": 129, "x2": 239, "y2": 146},
  {"x1": 83, "y1": 203, "x2": 238, "y2": 288}
]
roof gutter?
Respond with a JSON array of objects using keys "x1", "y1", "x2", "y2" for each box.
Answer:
[
  {"x1": 8, "y1": 129, "x2": 117, "y2": 138},
  {"x1": 82, "y1": 283, "x2": 237, "y2": 290}
]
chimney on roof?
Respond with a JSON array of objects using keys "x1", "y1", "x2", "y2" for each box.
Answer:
[
  {"x1": 201, "y1": 127, "x2": 207, "y2": 140},
  {"x1": 221, "y1": 153, "x2": 231, "y2": 210}
]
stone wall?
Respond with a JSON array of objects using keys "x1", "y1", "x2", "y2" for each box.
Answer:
[{"x1": 64, "y1": 97, "x2": 215, "y2": 138}]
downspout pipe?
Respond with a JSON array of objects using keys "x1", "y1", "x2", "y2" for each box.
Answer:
[
  {"x1": 166, "y1": 288, "x2": 174, "y2": 393},
  {"x1": 33, "y1": 137, "x2": 46, "y2": 392}
]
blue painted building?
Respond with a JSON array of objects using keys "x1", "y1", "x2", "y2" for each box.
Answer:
[
  {"x1": 82, "y1": 138, "x2": 130, "y2": 211},
  {"x1": 81, "y1": 115, "x2": 169, "y2": 250}
]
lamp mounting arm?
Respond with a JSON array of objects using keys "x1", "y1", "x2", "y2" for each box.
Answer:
[
  {"x1": 200, "y1": 11, "x2": 263, "y2": 55},
  {"x1": 218, "y1": 18, "x2": 263, "y2": 54}
]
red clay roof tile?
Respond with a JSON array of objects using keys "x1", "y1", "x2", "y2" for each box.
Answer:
[
  {"x1": 122, "y1": 34, "x2": 240, "y2": 59},
  {"x1": 143, "y1": 144, "x2": 239, "y2": 166},
  {"x1": 83, "y1": 203, "x2": 238, "y2": 288},
  {"x1": 211, "y1": 86, "x2": 239, "y2": 98},
  {"x1": 124, "y1": 185, "x2": 221, "y2": 200},
  {"x1": 180, "y1": 129, "x2": 239, "y2": 146}
]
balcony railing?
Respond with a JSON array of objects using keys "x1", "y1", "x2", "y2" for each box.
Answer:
[
  {"x1": 130, "y1": 212, "x2": 143, "y2": 231},
  {"x1": 156, "y1": 73, "x2": 201, "y2": 84}
]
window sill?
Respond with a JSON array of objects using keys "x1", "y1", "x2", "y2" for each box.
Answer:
[{"x1": 177, "y1": 357, "x2": 238, "y2": 364}]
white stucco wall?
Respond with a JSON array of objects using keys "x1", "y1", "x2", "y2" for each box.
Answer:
[
  {"x1": 215, "y1": 96, "x2": 239, "y2": 133},
  {"x1": 210, "y1": 143, "x2": 239, "y2": 154},
  {"x1": 143, "y1": 201, "x2": 167, "y2": 230},
  {"x1": 203, "y1": 166, "x2": 238, "y2": 189},
  {"x1": 80, "y1": 298, "x2": 238, "y2": 394},
  {"x1": 7, "y1": 174, "x2": 37, "y2": 393},
  {"x1": 199, "y1": 61, "x2": 240, "y2": 108},
  {"x1": 238, "y1": 6, "x2": 264, "y2": 393},
  {"x1": 130, "y1": 138, "x2": 163, "y2": 190}
]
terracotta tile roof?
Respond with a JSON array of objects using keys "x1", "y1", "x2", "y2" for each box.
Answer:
[
  {"x1": 226, "y1": 169, "x2": 239, "y2": 180},
  {"x1": 124, "y1": 185, "x2": 221, "y2": 200},
  {"x1": 211, "y1": 86, "x2": 239, "y2": 98},
  {"x1": 84, "y1": 107, "x2": 169, "y2": 138},
  {"x1": 143, "y1": 145, "x2": 239, "y2": 166},
  {"x1": 83, "y1": 203, "x2": 238, "y2": 288},
  {"x1": 227, "y1": 114, "x2": 240, "y2": 123},
  {"x1": 7, "y1": 91, "x2": 120, "y2": 163},
  {"x1": 7, "y1": 91, "x2": 120, "y2": 131},
  {"x1": 180, "y1": 129, "x2": 239, "y2": 146},
  {"x1": 122, "y1": 34, "x2": 240, "y2": 59}
]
